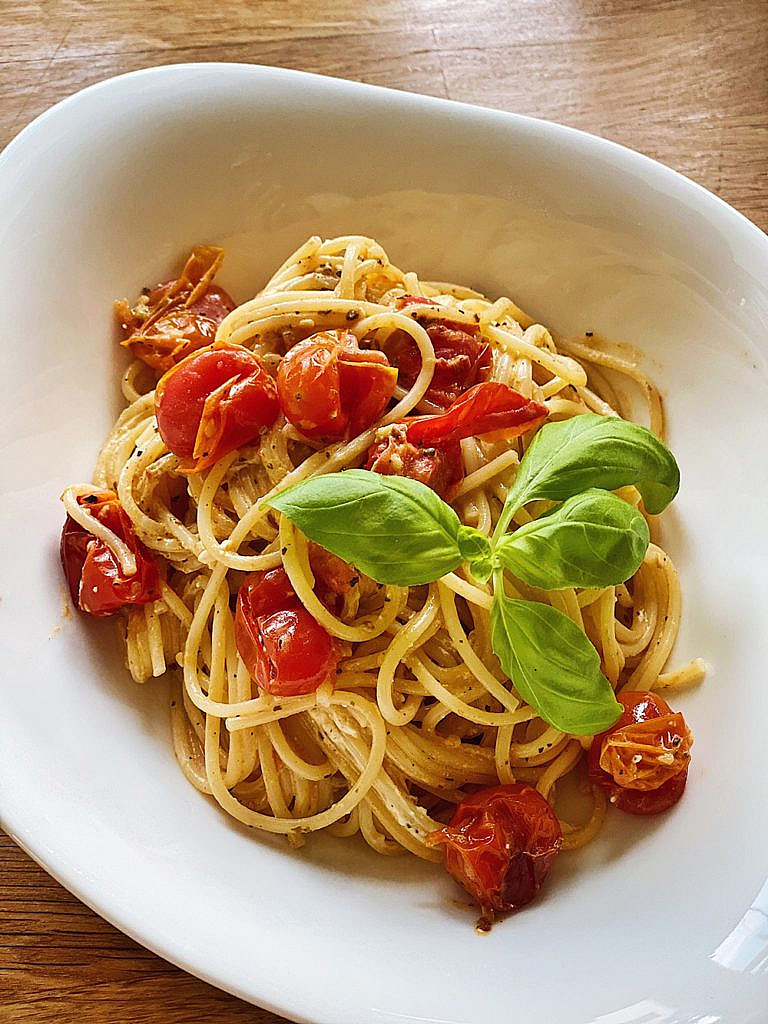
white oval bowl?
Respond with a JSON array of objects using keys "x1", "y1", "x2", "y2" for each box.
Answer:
[{"x1": 1, "y1": 64, "x2": 767, "y2": 1024}]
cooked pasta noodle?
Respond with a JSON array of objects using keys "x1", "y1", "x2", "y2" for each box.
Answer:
[{"x1": 72, "y1": 235, "x2": 703, "y2": 873}]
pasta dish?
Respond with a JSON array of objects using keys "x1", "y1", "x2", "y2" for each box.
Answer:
[{"x1": 59, "y1": 235, "x2": 703, "y2": 924}]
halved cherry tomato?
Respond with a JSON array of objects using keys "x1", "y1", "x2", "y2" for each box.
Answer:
[
  {"x1": 387, "y1": 297, "x2": 491, "y2": 408},
  {"x1": 117, "y1": 245, "x2": 236, "y2": 373},
  {"x1": 426, "y1": 784, "x2": 562, "y2": 915},
  {"x1": 155, "y1": 343, "x2": 280, "y2": 473},
  {"x1": 366, "y1": 423, "x2": 464, "y2": 500},
  {"x1": 276, "y1": 330, "x2": 397, "y2": 441},
  {"x1": 234, "y1": 570, "x2": 339, "y2": 697},
  {"x1": 60, "y1": 491, "x2": 160, "y2": 617},
  {"x1": 588, "y1": 691, "x2": 693, "y2": 815},
  {"x1": 406, "y1": 382, "x2": 548, "y2": 446}
]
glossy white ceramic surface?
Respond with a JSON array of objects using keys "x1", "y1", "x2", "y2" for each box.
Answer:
[{"x1": 1, "y1": 64, "x2": 767, "y2": 1024}]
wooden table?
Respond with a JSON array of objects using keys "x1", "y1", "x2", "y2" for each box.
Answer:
[{"x1": 2, "y1": 2, "x2": 766, "y2": 1021}]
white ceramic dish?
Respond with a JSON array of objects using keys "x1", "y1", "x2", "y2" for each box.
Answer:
[{"x1": 1, "y1": 64, "x2": 767, "y2": 1024}]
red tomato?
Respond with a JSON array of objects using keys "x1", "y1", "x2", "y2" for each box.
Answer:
[
  {"x1": 588, "y1": 691, "x2": 693, "y2": 815},
  {"x1": 366, "y1": 423, "x2": 464, "y2": 500},
  {"x1": 276, "y1": 330, "x2": 397, "y2": 441},
  {"x1": 426, "y1": 784, "x2": 562, "y2": 914},
  {"x1": 155, "y1": 344, "x2": 280, "y2": 472},
  {"x1": 238, "y1": 566, "x2": 299, "y2": 617},
  {"x1": 234, "y1": 572, "x2": 339, "y2": 697},
  {"x1": 60, "y1": 491, "x2": 160, "y2": 617},
  {"x1": 126, "y1": 310, "x2": 219, "y2": 373},
  {"x1": 118, "y1": 245, "x2": 236, "y2": 372},
  {"x1": 406, "y1": 382, "x2": 549, "y2": 446},
  {"x1": 387, "y1": 300, "x2": 491, "y2": 408},
  {"x1": 308, "y1": 542, "x2": 359, "y2": 613}
]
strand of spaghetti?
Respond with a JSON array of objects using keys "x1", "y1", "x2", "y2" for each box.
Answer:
[
  {"x1": 262, "y1": 721, "x2": 334, "y2": 782},
  {"x1": 437, "y1": 581, "x2": 520, "y2": 711},
  {"x1": 510, "y1": 724, "x2": 566, "y2": 762},
  {"x1": 656, "y1": 658, "x2": 708, "y2": 690},
  {"x1": 280, "y1": 516, "x2": 406, "y2": 642},
  {"x1": 338, "y1": 239, "x2": 361, "y2": 298},
  {"x1": 226, "y1": 694, "x2": 323, "y2": 731},
  {"x1": 559, "y1": 787, "x2": 608, "y2": 852},
  {"x1": 625, "y1": 545, "x2": 681, "y2": 690},
  {"x1": 559, "y1": 337, "x2": 665, "y2": 437},
  {"x1": 205, "y1": 691, "x2": 387, "y2": 834},
  {"x1": 377, "y1": 588, "x2": 439, "y2": 726},
  {"x1": 409, "y1": 654, "x2": 525, "y2": 727},
  {"x1": 486, "y1": 323, "x2": 587, "y2": 385},
  {"x1": 494, "y1": 725, "x2": 516, "y2": 784},
  {"x1": 181, "y1": 563, "x2": 277, "y2": 717},
  {"x1": 535, "y1": 740, "x2": 583, "y2": 802},
  {"x1": 386, "y1": 729, "x2": 497, "y2": 790},
  {"x1": 594, "y1": 587, "x2": 624, "y2": 684},
  {"x1": 60, "y1": 485, "x2": 137, "y2": 575}
]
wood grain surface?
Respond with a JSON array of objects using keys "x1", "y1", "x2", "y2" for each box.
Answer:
[{"x1": 1, "y1": 2, "x2": 766, "y2": 1022}]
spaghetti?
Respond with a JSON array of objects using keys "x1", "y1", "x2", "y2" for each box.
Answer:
[{"x1": 60, "y1": 235, "x2": 704, "y2": 918}]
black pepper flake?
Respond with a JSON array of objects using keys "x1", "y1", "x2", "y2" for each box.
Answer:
[
  {"x1": 345, "y1": 309, "x2": 360, "y2": 321},
  {"x1": 586, "y1": 330, "x2": 593, "y2": 337},
  {"x1": 83, "y1": 494, "x2": 98, "y2": 504},
  {"x1": 281, "y1": 547, "x2": 287, "y2": 555}
]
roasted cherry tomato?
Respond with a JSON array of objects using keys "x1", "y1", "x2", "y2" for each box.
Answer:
[
  {"x1": 234, "y1": 570, "x2": 339, "y2": 697},
  {"x1": 387, "y1": 298, "x2": 491, "y2": 408},
  {"x1": 117, "y1": 245, "x2": 236, "y2": 373},
  {"x1": 366, "y1": 423, "x2": 464, "y2": 500},
  {"x1": 406, "y1": 382, "x2": 548, "y2": 446},
  {"x1": 426, "y1": 784, "x2": 562, "y2": 915},
  {"x1": 588, "y1": 691, "x2": 693, "y2": 815},
  {"x1": 60, "y1": 491, "x2": 160, "y2": 617},
  {"x1": 276, "y1": 330, "x2": 397, "y2": 441},
  {"x1": 308, "y1": 542, "x2": 359, "y2": 613},
  {"x1": 155, "y1": 343, "x2": 280, "y2": 473},
  {"x1": 365, "y1": 383, "x2": 546, "y2": 500}
]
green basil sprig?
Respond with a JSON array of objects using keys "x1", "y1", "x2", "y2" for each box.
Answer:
[{"x1": 264, "y1": 414, "x2": 680, "y2": 735}]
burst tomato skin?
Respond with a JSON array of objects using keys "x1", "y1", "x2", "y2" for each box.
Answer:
[
  {"x1": 234, "y1": 572, "x2": 339, "y2": 697},
  {"x1": 60, "y1": 491, "x2": 160, "y2": 617},
  {"x1": 276, "y1": 330, "x2": 397, "y2": 441},
  {"x1": 406, "y1": 382, "x2": 549, "y2": 446},
  {"x1": 426, "y1": 784, "x2": 562, "y2": 914},
  {"x1": 365, "y1": 383, "x2": 546, "y2": 499},
  {"x1": 588, "y1": 691, "x2": 693, "y2": 815},
  {"x1": 118, "y1": 245, "x2": 236, "y2": 372},
  {"x1": 155, "y1": 344, "x2": 280, "y2": 472},
  {"x1": 388, "y1": 299, "x2": 491, "y2": 408}
]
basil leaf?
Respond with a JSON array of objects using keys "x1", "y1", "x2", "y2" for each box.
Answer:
[
  {"x1": 457, "y1": 526, "x2": 494, "y2": 582},
  {"x1": 266, "y1": 469, "x2": 463, "y2": 586},
  {"x1": 490, "y1": 592, "x2": 622, "y2": 735},
  {"x1": 495, "y1": 489, "x2": 650, "y2": 589},
  {"x1": 499, "y1": 414, "x2": 679, "y2": 533}
]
